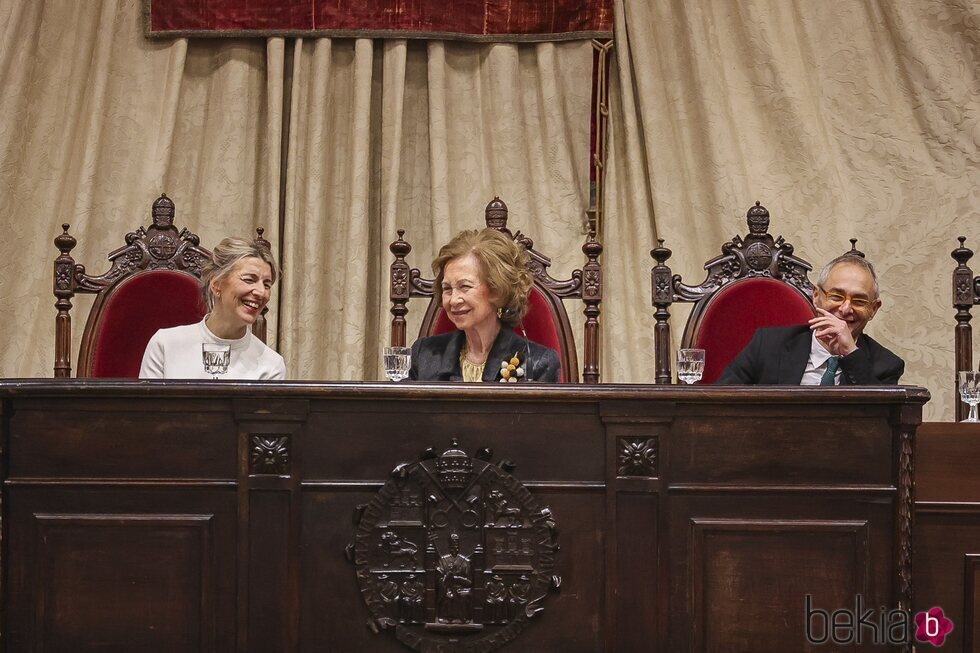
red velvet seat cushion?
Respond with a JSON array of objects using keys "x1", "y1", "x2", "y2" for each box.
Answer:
[
  {"x1": 692, "y1": 277, "x2": 815, "y2": 384},
  {"x1": 88, "y1": 270, "x2": 206, "y2": 377},
  {"x1": 432, "y1": 287, "x2": 564, "y2": 380}
]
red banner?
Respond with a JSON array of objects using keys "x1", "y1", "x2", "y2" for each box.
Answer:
[{"x1": 145, "y1": 0, "x2": 613, "y2": 41}]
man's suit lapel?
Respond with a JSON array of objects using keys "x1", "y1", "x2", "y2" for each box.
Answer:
[
  {"x1": 836, "y1": 334, "x2": 870, "y2": 386},
  {"x1": 777, "y1": 327, "x2": 813, "y2": 384}
]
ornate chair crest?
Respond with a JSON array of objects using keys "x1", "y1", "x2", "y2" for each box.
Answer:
[
  {"x1": 651, "y1": 201, "x2": 815, "y2": 384},
  {"x1": 53, "y1": 194, "x2": 270, "y2": 377},
  {"x1": 389, "y1": 197, "x2": 602, "y2": 383}
]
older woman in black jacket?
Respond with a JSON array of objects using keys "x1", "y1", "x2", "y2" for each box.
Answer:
[{"x1": 408, "y1": 229, "x2": 560, "y2": 383}]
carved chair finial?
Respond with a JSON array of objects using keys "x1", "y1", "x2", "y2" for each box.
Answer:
[
  {"x1": 254, "y1": 226, "x2": 271, "y2": 251},
  {"x1": 952, "y1": 236, "x2": 973, "y2": 267},
  {"x1": 650, "y1": 238, "x2": 672, "y2": 265},
  {"x1": 746, "y1": 201, "x2": 769, "y2": 235},
  {"x1": 151, "y1": 193, "x2": 175, "y2": 227},
  {"x1": 55, "y1": 223, "x2": 77, "y2": 254},
  {"x1": 847, "y1": 238, "x2": 866, "y2": 258},
  {"x1": 484, "y1": 197, "x2": 511, "y2": 236},
  {"x1": 582, "y1": 230, "x2": 602, "y2": 259},
  {"x1": 389, "y1": 229, "x2": 412, "y2": 258}
]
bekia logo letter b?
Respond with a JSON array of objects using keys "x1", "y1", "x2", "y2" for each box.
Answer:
[{"x1": 914, "y1": 607, "x2": 953, "y2": 647}]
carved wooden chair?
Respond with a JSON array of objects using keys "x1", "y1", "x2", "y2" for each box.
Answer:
[
  {"x1": 53, "y1": 194, "x2": 269, "y2": 377},
  {"x1": 952, "y1": 236, "x2": 980, "y2": 421},
  {"x1": 650, "y1": 201, "x2": 816, "y2": 384},
  {"x1": 389, "y1": 197, "x2": 602, "y2": 383}
]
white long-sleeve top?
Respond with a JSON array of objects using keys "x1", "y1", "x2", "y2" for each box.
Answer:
[{"x1": 139, "y1": 318, "x2": 286, "y2": 380}]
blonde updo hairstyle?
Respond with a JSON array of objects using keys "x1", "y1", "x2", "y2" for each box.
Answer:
[
  {"x1": 432, "y1": 229, "x2": 533, "y2": 327},
  {"x1": 201, "y1": 237, "x2": 279, "y2": 312}
]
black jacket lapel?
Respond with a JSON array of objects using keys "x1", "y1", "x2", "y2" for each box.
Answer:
[
  {"x1": 778, "y1": 326, "x2": 813, "y2": 384},
  {"x1": 436, "y1": 331, "x2": 466, "y2": 382},
  {"x1": 482, "y1": 329, "x2": 524, "y2": 383}
]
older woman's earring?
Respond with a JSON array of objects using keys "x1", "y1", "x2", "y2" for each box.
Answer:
[{"x1": 496, "y1": 307, "x2": 504, "y2": 319}]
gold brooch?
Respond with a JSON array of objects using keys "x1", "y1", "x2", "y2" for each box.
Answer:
[{"x1": 498, "y1": 352, "x2": 526, "y2": 383}]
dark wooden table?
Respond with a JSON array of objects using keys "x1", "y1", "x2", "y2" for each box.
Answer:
[
  {"x1": 915, "y1": 421, "x2": 980, "y2": 653},
  {"x1": 0, "y1": 380, "x2": 928, "y2": 652}
]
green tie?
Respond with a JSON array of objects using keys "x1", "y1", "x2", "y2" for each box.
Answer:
[{"x1": 820, "y1": 356, "x2": 840, "y2": 386}]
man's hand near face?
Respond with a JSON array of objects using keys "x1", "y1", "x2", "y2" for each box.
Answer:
[{"x1": 809, "y1": 307, "x2": 858, "y2": 356}]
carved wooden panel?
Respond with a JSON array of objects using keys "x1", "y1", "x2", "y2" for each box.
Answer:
[
  {"x1": 8, "y1": 400, "x2": 237, "y2": 480},
  {"x1": 964, "y1": 554, "x2": 980, "y2": 653},
  {"x1": 915, "y1": 506, "x2": 980, "y2": 653},
  {"x1": 690, "y1": 518, "x2": 870, "y2": 653},
  {"x1": 32, "y1": 513, "x2": 215, "y2": 652}
]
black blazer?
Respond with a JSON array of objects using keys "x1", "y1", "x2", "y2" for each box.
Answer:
[
  {"x1": 408, "y1": 329, "x2": 561, "y2": 383},
  {"x1": 716, "y1": 324, "x2": 905, "y2": 385}
]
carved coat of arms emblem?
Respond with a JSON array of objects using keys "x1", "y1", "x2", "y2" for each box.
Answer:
[{"x1": 348, "y1": 440, "x2": 561, "y2": 652}]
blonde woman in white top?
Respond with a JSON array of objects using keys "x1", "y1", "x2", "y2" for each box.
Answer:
[{"x1": 139, "y1": 237, "x2": 286, "y2": 380}]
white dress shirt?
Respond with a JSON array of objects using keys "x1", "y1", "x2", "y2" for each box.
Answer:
[{"x1": 800, "y1": 331, "x2": 842, "y2": 386}]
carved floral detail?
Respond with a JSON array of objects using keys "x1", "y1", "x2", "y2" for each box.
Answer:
[
  {"x1": 392, "y1": 267, "x2": 409, "y2": 295},
  {"x1": 250, "y1": 435, "x2": 290, "y2": 474},
  {"x1": 653, "y1": 270, "x2": 671, "y2": 302},
  {"x1": 180, "y1": 249, "x2": 207, "y2": 275},
  {"x1": 55, "y1": 263, "x2": 73, "y2": 290},
  {"x1": 618, "y1": 437, "x2": 658, "y2": 477},
  {"x1": 583, "y1": 270, "x2": 600, "y2": 297}
]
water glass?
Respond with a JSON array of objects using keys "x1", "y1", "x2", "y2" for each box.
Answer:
[
  {"x1": 960, "y1": 370, "x2": 980, "y2": 423},
  {"x1": 202, "y1": 343, "x2": 231, "y2": 379},
  {"x1": 677, "y1": 348, "x2": 705, "y2": 385},
  {"x1": 383, "y1": 346, "x2": 411, "y2": 382}
]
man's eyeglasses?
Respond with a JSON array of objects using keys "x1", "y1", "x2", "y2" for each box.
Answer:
[{"x1": 817, "y1": 285, "x2": 874, "y2": 310}]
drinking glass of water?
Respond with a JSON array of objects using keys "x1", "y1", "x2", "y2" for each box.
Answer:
[
  {"x1": 677, "y1": 348, "x2": 705, "y2": 385},
  {"x1": 383, "y1": 346, "x2": 411, "y2": 382},
  {"x1": 960, "y1": 370, "x2": 980, "y2": 423},
  {"x1": 202, "y1": 343, "x2": 231, "y2": 379}
]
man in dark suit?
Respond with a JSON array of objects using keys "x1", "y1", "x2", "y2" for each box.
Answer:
[{"x1": 717, "y1": 254, "x2": 904, "y2": 385}]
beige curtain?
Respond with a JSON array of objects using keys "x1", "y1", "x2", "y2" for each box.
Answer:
[
  {"x1": 605, "y1": 0, "x2": 980, "y2": 420},
  {"x1": 279, "y1": 38, "x2": 593, "y2": 379},
  {"x1": 0, "y1": 0, "x2": 593, "y2": 382}
]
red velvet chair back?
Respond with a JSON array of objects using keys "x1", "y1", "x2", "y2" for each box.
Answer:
[
  {"x1": 651, "y1": 201, "x2": 816, "y2": 384},
  {"x1": 81, "y1": 270, "x2": 206, "y2": 377},
  {"x1": 389, "y1": 197, "x2": 603, "y2": 383},
  {"x1": 54, "y1": 195, "x2": 274, "y2": 377},
  {"x1": 687, "y1": 277, "x2": 815, "y2": 384}
]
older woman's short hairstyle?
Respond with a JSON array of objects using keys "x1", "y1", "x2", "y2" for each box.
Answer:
[
  {"x1": 432, "y1": 229, "x2": 533, "y2": 326},
  {"x1": 816, "y1": 254, "x2": 880, "y2": 299},
  {"x1": 201, "y1": 237, "x2": 279, "y2": 311}
]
